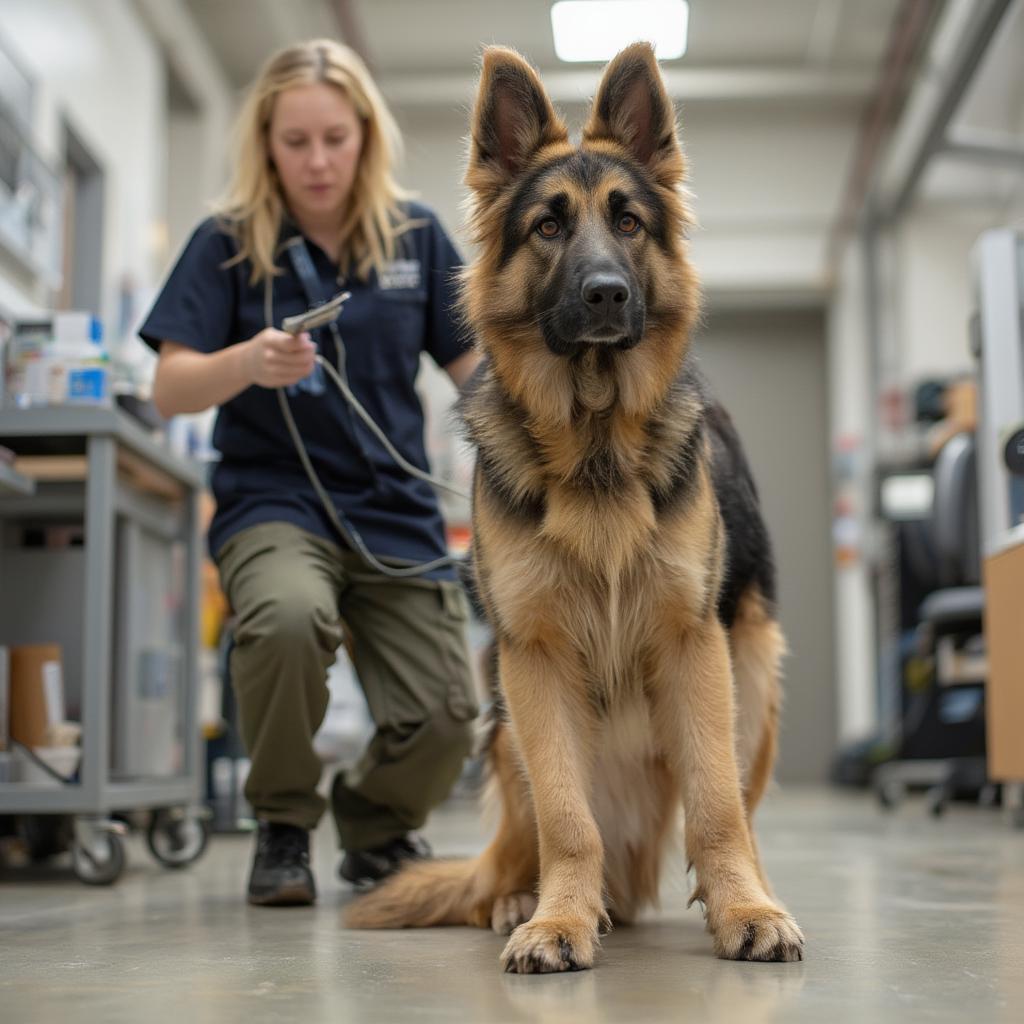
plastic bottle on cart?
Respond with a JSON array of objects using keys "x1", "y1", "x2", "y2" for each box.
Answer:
[
  {"x1": 51, "y1": 313, "x2": 110, "y2": 406},
  {"x1": 4, "y1": 313, "x2": 109, "y2": 408}
]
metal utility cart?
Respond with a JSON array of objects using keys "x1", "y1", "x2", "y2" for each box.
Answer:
[
  {"x1": 0, "y1": 406, "x2": 210, "y2": 883},
  {"x1": 0, "y1": 461, "x2": 35, "y2": 499}
]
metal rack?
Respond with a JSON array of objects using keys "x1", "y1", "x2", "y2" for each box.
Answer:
[
  {"x1": 0, "y1": 461, "x2": 35, "y2": 497},
  {"x1": 0, "y1": 406, "x2": 209, "y2": 881}
]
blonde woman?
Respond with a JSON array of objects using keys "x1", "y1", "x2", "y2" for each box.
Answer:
[{"x1": 141, "y1": 40, "x2": 480, "y2": 906}]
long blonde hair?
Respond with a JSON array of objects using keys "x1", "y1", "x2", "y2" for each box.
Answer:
[{"x1": 215, "y1": 39, "x2": 412, "y2": 284}]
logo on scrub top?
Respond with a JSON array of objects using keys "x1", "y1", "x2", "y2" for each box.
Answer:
[{"x1": 377, "y1": 259, "x2": 422, "y2": 290}]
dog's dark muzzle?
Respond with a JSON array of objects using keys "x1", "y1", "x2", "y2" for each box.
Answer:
[
  {"x1": 580, "y1": 272, "x2": 631, "y2": 338},
  {"x1": 583, "y1": 272, "x2": 629, "y2": 315},
  {"x1": 568, "y1": 271, "x2": 643, "y2": 350},
  {"x1": 540, "y1": 268, "x2": 645, "y2": 356}
]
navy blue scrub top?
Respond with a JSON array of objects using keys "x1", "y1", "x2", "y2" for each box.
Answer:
[{"x1": 138, "y1": 201, "x2": 469, "y2": 579}]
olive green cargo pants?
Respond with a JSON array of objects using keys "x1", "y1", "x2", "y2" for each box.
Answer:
[{"x1": 216, "y1": 521, "x2": 478, "y2": 850}]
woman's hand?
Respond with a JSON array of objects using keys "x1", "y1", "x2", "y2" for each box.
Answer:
[{"x1": 243, "y1": 328, "x2": 317, "y2": 388}]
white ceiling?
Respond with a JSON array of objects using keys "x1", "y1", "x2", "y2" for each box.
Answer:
[
  {"x1": 359, "y1": 0, "x2": 900, "y2": 74},
  {"x1": 924, "y1": 0, "x2": 1024, "y2": 204},
  {"x1": 183, "y1": 0, "x2": 903, "y2": 105},
  {"x1": 175, "y1": 0, "x2": 1024, "y2": 297}
]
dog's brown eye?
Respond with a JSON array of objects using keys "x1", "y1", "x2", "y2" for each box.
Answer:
[
  {"x1": 537, "y1": 218, "x2": 561, "y2": 238},
  {"x1": 618, "y1": 214, "x2": 641, "y2": 235}
]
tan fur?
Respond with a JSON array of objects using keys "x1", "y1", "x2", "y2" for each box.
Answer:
[
  {"x1": 345, "y1": 43, "x2": 803, "y2": 972},
  {"x1": 730, "y1": 589, "x2": 786, "y2": 812}
]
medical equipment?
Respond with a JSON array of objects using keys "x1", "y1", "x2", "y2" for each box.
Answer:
[{"x1": 268, "y1": 237, "x2": 469, "y2": 578}]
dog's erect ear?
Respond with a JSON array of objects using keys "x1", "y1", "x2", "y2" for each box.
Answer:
[
  {"x1": 583, "y1": 42, "x2": 683, "y2": 184},
  {"x1": 467, "y1": 47, "x2": 568, "y2": 192}
]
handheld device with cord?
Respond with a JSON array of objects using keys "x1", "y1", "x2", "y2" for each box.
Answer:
[{"x1": 265, "y1": 235, "x2": 470, "y2": 579}]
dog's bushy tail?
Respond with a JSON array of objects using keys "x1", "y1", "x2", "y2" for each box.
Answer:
[{"x1": 344, "y1": 857, "x2": 481, "y2": 929}]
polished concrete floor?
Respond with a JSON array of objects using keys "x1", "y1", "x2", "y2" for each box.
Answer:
[{"x1": 1, "y1": 787, "x2": 1022, "y2": 1023}]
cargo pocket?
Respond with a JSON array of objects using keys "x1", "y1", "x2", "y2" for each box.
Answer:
[{"x1": 436, "y1": 580, "x2": 480, "y2": 723}]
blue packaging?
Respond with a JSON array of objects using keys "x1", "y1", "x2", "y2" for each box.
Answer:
[{"x1": 66, "y1": 366, "x2": 109, "y2": 404}]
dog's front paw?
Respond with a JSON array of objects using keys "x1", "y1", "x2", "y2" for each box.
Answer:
[
  {"x1": 501, "y1": 916, "x2": 598, "y2": 973},
  {"x1": 491, "y1": 892, "x2": 538, "y2": 935},
  {"x1": 711, "y1": 905, "x2": 804, "y2": 963}
]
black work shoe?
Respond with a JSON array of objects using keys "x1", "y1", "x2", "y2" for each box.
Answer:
[
  {"x1": 247, "y1": 821, "x2": 316, "y2": 906},
  {"x1": 338, "y1": 833, "x2": 432, "y2": 888}
]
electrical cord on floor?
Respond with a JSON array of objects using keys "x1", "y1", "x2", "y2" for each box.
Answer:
[{"x1": 10, "y1": 738, "x2": 77, "y2": 785}]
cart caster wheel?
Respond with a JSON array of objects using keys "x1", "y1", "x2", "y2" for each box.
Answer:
[
  {"x1": 146, "y1": 809, "x2": 210, "y2": 869},
  {"x1": 72, "y1": 831, "x2": 126, "y2": 886},
  {"x1": 926, "y1": 786, "x2": 948, "y2": 817}
]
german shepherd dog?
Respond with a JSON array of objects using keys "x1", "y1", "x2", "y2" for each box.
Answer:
[{"x1": 346, "y1": 42, "x2": 805, "y2": 972}]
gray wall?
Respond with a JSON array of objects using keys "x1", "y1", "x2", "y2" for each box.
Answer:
[{"x1": 694, "y1": 308, "x2": 835, "y2": 783}]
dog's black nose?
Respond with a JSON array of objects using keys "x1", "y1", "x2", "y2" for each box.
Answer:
[{"x1": 582, "y1": 274, "x2": 630, "y2": 308}]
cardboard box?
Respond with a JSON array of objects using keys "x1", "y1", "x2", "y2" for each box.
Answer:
[
  {"x1": 8, "y1": 644, "x2": 64, "y2": 748},
  {"x1": 983, "y1": 536, "x2": 1024, "y2": 780}
]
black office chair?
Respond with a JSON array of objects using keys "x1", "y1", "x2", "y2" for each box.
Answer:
[
  {"x1": 917, "y1": 432, "x2": 983, "y2": 644},
  {"x1": 874, "y1": 432, "x2": 990, "y2": 814}
]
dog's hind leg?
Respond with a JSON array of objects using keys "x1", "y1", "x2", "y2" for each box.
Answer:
[
  {"x1": 491, "y1": 892, "x2": 539, "y2": 935},
  {"x1": 344, "y1": 715, "x2": 538, "y2": 931},
  {"x1": 471, "y1": 719, "x2": 540, "y2": 933}
]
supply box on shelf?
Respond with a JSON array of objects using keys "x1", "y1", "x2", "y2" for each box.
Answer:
[{"x1": 2, "y1": 311, "x2": 110, "y2": 409}]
